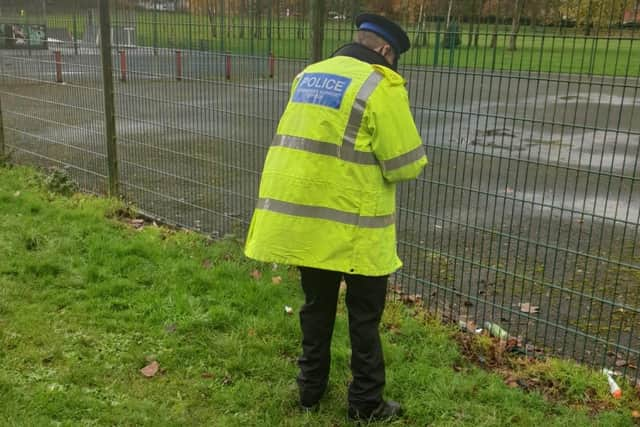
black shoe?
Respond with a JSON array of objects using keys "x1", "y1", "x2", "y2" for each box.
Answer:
[
  {"x1": 348, "y1": 400, "x2": 403, "y2": 422},
  {"x1": 298, "y1": 382, "x2": 327, "y2": 414}
]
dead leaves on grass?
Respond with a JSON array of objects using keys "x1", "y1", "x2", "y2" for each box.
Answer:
[{"x1": 140, "y1": 361, "x2": 160, "y2": 378}]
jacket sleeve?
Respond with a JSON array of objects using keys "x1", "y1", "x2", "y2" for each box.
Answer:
[{"x1": 368, "y1": 78, "x2": 428, "y2": 183}]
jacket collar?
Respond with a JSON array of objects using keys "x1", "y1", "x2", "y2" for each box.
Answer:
[{"x1": 330, "y1": 43, "x2": 397, "y2": 71}]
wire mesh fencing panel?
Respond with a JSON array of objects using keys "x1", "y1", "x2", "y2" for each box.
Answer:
[
  {"x1": 1, "y1": 0, "x2": 639, "y2": 379},
  {"x1": 0, "y1": 1, "x2": 108, "y2": 193},
  {"x1": 347, "y1": 0, "x2": 640, "y2": 378},
  {"x1": 105, "y1": 0, "x2": 307, "y2": 235}
]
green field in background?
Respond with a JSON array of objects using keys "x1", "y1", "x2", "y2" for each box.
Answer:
[{"x1": 4, "y1": 11, "x2": 639, "y2": 76}]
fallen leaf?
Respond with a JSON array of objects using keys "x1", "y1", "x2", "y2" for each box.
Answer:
[
  {"x1": 271, "y1": 276, "x2": 282, "y2": 285},
  {"x1": 202, "y1": 259, "x2": 212, "y2": 269},
  {"x1": 201, "y1": 372, "x2": 215, "y2": 379},
  {"x1": 458, "y1": 320, "x2": 477, "y2": 332},
  {"x1": 130, "y1": 219, "x2": 145, "y2": 229},
  {"x1": 250, "y1": 269, "x2": 262, "y2": 280},
  {"x1": 518, "y1": 303, "x2": 539, "y2": 314},
  {"x1": 140, "y1": 361, "x2": 160, "y2": 378},
  {"x1": 615, "y1": 359, "x2": 628, "y2": 367},
  {"x1": 505, "y1": 376, "x2": 519, "y2": 388},
  {"x1": 632, "y1": 410, "x2": 640, "y2": 419},
  {"x1": 401, "y1": 294, "x2": 423, "y2": 304},
  {"x1": 165, "y1": 323, "x2": 177, "y2": 333},
  {"x1": 390, "y1": 284, "x2": 403, "y2": 294}
]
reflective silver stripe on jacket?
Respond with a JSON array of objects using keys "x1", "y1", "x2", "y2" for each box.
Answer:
[
  {"x1": 257, "y1": 198, "x2": 394, "y2": 228},
  {"x1": 342, "y1": 71, "x2": 384, "y2": 146},
  {"x1": 271, "y1": 135, "x2": 377, "y2": 165},
  {"x1": 381, "y1": 144, "x2": 426, "y2": 172},
  {"x1": 271, "y1": 70, "x2": 384, "y2": 166}
]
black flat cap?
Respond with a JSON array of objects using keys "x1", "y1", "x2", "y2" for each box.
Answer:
[{"x1": 355, "y1": 13, "x2": 410, "y2": 55}]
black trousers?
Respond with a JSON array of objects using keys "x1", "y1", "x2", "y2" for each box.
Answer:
[{"x1": 297, "y1": 267, "x2": 388, "y2": 410}]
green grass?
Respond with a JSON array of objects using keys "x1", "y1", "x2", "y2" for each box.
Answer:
[
  {"x1": 0, "y1": 164, "x2": 638, "y2": 426},
  {"x1": 9, "y1": 11, "x2": 640, "y2": 75}
]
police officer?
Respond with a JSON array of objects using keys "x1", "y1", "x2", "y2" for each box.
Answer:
[{"x1": 245, "y1": 13, "x2": 427, "y2": 422}]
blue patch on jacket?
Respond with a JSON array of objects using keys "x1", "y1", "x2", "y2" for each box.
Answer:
[{"x1": 292, "y1": 73, "x2": 352, "y2": 109}]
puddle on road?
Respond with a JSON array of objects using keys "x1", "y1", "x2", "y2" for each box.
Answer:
[
  {"x1": 555, "y1": 93, "x2": 640, "y2": 106},
  {"x1": 517, "y1": 191, "x2": 640, "y2": 224}
]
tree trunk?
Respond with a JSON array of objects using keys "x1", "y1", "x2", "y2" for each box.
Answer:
[
  {"x1": 239, "y1": 0, "x2": 246, "y2": 38},
  {"x1": 207, "y1": 1, "x2": 217, "y2": 38},
  {"x1": 227, "y1": 0, "x2": 232, "y2": 39},
  {"x1": 490, "y1": 13, "x2": 498, "y2": 48},
  {"x1": 253, "y1": 0, "x2": 264, "y2": 40},
  {"x1": 508, "y1": 0, "x2": 523, "y2": 51},
  {"x1": 414, "y1": 1, "x2": 427, "y2": 46},
  {"x1": 584, "y1": 0, "x2": 593, "y2": 36},
  {"x1": 297, "y1": 0, "x2": 306, "y2": 40},
  {"x1": 467, "y1": 0, "x2": 477, "y2": 47}
]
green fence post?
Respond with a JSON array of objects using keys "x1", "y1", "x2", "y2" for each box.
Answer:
[
  {"x1": 98, "y1": 0, "x2": 119, "y2": 197},
  {"x1": 153, "y1": 7, "x2": 158, "y2": 55},
  {"x1": 267, "y1": 0, "x2": 273, "y2": 57},
  {"x1": 448, "y1": 21, "x2": 456, "y2": 66},
  {"x1": 0, "y1": 95, "x2": 5, "y2": 163},
  {"x1": 310, "y1": 0, "x2": 325, "y2": 63},
  {"x1": 220, "y1": 0, "x2": 225, "y2": 52},
  {"x1": 72, "y1": 4, "x2": 79, "y2": 56},
  {"x1": 433, "y1": 19, "x2": 441, "y2": 66},
  {"x1": 189, "y1": 7, "x2": 193, "y2": 50},
  {"x1": 26, "y1": 11, "x2": 32, "y2": 57}
]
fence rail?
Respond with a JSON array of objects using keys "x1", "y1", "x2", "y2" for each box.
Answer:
[{"x1": 1, "y1": 0, "x2": 639, "y2": 379}]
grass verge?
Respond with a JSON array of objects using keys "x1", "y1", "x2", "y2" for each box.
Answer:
[{"x1": 1, "y1": 165, "x2": 639, "y2": 426}]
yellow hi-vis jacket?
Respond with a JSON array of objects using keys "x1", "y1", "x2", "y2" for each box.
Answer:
[{"x1": 244, "y1": 55, "x2": 428, "y2": 276}]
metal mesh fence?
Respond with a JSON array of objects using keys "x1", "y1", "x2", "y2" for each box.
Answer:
[{"x1": 1, "y1": 0, "x2": 639, "y2": 379}]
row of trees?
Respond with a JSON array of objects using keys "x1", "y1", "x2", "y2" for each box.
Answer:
[
  {"x1": 375, "y1": 0, "x2": 640, "y2": 50},
  {"x1": 10, "y1": 0, "x2": 638, "y2": 51},
  {"x1": 183, "y1": 0, "x2": 640, "y2": 50}
]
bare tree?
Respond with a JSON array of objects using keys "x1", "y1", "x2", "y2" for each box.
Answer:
[
  {"x1": 490, "y1": 0, "x2": 500, "y2": 48},
  {"x1": 508, "y1": 0, "x2": 525, "y2": 51},
  {"x1": 446, "y1": 0, "x2": 453, "y2": 26},
  {"x1": 584, "y1": 0, "x2": 593, "y2": 36},
  {"x1": 466, "y1": 0, "x2": 484, "y2": 47},
  {"x1": 207, "y1": 0, "x2": 217, "y2": 38},
  {"x1": 414, "y1": 0, "x2": 428, "y2": 46}
]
